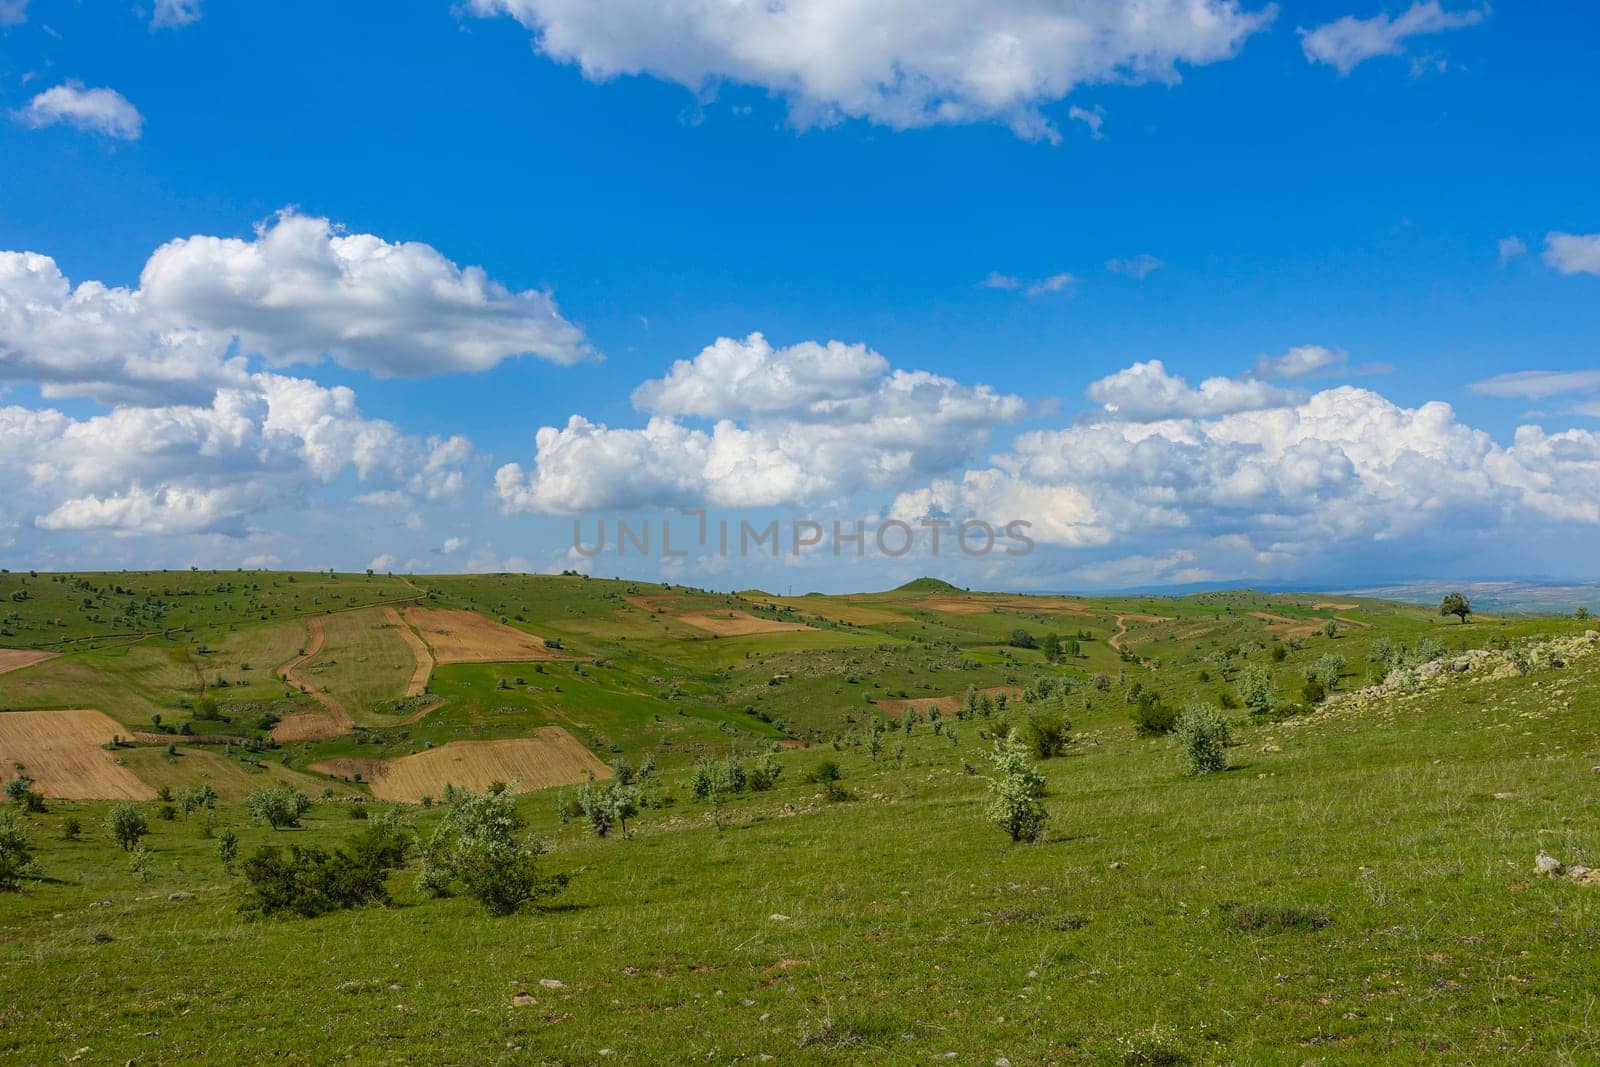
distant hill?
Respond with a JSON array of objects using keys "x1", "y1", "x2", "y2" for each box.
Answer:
[
  {"x1": 889, "y1": 577, "x2": 965, "y2": 594},
  {"x1": 1341, "y1": 580, "x2": 1600, "y2": 616}
]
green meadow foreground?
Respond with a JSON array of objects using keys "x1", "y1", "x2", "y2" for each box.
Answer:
[{"x1": 1, "y1": 571, "x2": 1598, "y2": 1063}]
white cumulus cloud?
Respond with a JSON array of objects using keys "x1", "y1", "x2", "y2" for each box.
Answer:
[
  {"x1": 152, "y1": 0, "x2": 202, "y2": 28},
  {"x1": 1105, "y1": 254, "x2": 1164, "y2": 279},
  {"x1": 1300, "y1": 2, "x2": 1485, "y2": 75},
  {"x1": 1497, "y1": 235, "x2": 1527, "y2": 263},
  {"x1": 141, "y1": 211, "x2": 594, "y2": 375},
  {"x1": 893, "y1": 383, "x2": 1600, "y2": 561},
  {"x1": 0, "y1": 373, "x2": 474, "y2": 536},
  {"x1": 1087, "y1": 359, "x2": 1297, "y2": 420},
  {"x1": 0, "y1": 213, "x2": 594, "y2": 406},
  {"x1": 467, "y1": 0, "x2": 1275, "y2": 141},
  {"x1": 1250, "y1": 344, "x2": 1347, "y2": 380},
  {"x1": 14, "y1": 83, "x2": 144, "y2": 140},
  {"x1": 496, "y1": 333, "x2": 1025, "y2": 513},
  {"x1": 1544, "y1": 232, "x2": 1600, "y2": 276}
]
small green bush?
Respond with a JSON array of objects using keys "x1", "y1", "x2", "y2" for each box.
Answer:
[
  {"x1": 105, "y1": 802, "x2": 149, "y2": 851},
  {"x1": 804, "y1": 759, "x2": 842, "y2": 784},
  {"x1": 0, "y1": 809, "x2": 38, "y2": 890},
  {"x1": 1174, "y1": 704, "x2": 1230, "y2": 776},
  {"x1": 1131, "y1": 692, "x2": 1177, "y2": 736},
  {"x1": 246, "y1": 786, "x2": 312, "y2": 830},
  {"x1": 1024, "y1": 710, "x2": 1070, "y2": 758},
  {"x1": 240, "y1": 821, "x2": 409, "y2": 917}
]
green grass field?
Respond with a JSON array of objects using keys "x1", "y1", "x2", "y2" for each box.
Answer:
[{"x1": 1, "y1": 572, "x2": 1597, "y2": 1062}]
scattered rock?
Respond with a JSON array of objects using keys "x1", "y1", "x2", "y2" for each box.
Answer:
[
  {"x1": 538, "y1": 978, "x2": 565, "y2": 989},
  {"x1": 167, "y1": 891, "x2": 192, "y2": 901},
  {"x1": 769, "y1": 913, "x2": 791, "y2": 922},
  {"x1": 1493, "y1": 792, "x2": 1515, "y2": 800},
  {"x1": 1536, "y1": 851, "x2": 1564, "y2": 876},
  {"x1": 511, "y1": 992, "x2": 536, "y2": 1007}
]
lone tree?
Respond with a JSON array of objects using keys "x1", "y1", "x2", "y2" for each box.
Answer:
[
  {"x1": 1440, "y1": 591, "x2": 1472, "y2": 624},
  {"x1": 984, "y1": 734, "x2": 1048, "y2": 843},
  {"x1": 105, "y1": 802, "x2": 149, "y2": 851}
]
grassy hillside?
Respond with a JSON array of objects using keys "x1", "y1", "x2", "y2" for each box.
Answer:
[{"x1": 1, "y1": 573, "x2": 1597, "y2": 1061}]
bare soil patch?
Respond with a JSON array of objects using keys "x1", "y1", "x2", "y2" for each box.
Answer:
[
  {"x1": 675, "y1": 611, "x2": 813, "y2": 636},
  {"x1": 310, "y1": 727, "x2": 610, "y2": 801},
  {"x1": 383, "y1": 606, "x2": 433, "y2": 695},
  {"x1": 402, "y1": 607, "x2": 565, "y2": 664},
  {"x1": 0, "y1": 649, "x2": 56, "y2": 676},
  {"x1": 1313, "y1": 602, "x2": 1360, "y2": 611},
  {"x1": 920, "y1": 595, "x2": 1092, "y2": 617},
  {"x1": 1251, "y1": 612, "x2": 1323, "y2": 639},
  {"x1": 873, "y1": 685, "x2": 1022, "y2": 716},
  {"x1": 0, "y1": 709, "x2": 155, "y2": 799}
]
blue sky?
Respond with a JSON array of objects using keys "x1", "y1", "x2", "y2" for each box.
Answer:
[{"x1": 1, "y1": 1, "x2": 1598, "y2": 591}]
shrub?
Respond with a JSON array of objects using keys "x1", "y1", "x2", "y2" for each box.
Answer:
[
  {"x1": 179, "y1": 784, "x2": 218, "y2": 816},
  {"x1": 61, "y1": 815, "x2": 81, "y2": 841},
  {"x1": 0, "y1": 809, "x2": 38, "y2": 890},
  {"x1": 984, "y1": 734, "x2": 1048, "y2": 843},
  {"x1": 1314, "y1": 652, "x2": 1344, "y2": 691},
  {"x1": 1131, "y1": 692, "x2": 1177, "y2": 736},
  {"x1": 804, "y1": 759, "x2": 842, "y2": 784},
  {"x1": 687, "y1": 760, "x2": 715, "y2": 800},
  {"x1": 246, "y1": 786, "x2": 312, "y2": 830},
  {"x1": 749, "y1": 754, "x2": 782, "y2": 791},
  {"x1": 576, "y1": 780, "x2": 637, "y2": 837},
  {"x1": 240, "y1": 824, "x2": 407, "y2": 918},
  {"x1": 1174, "y1": 704, "x2": 1231, "y2": 776},
  {"x1": 418, "y1": 787, "x2": 560, "y2": 916},
  {"x1": 3, "y1": 775, "x2": 31, "y2": 805},
  {"x1": 1219, "y1": 901, "x2": 1331, "y2": 933},
  {"x1": 105, "y1": 802, "x2": 149, "y2": 851},
  {"x1": 1237, "y1": 665, "x2": 1274, "y2": 717},
  {"x1": 216, "y1": 827, "x2": 239, "y2": 870},
  {"x1": 1024, "y1": 710, "x2": 1070, "y2": 759},
  {"x1": 129, "y1": 844, "x2": 153, "y2": 883},
  {"x1": 716, "y1": 758, "x2": 747, "y2": 795},
  {"x1": 1301, "y1": 677, "x2": 1326, "y2": 705}
]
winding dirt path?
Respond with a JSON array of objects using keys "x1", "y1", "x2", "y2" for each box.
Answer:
[
  {"x1": 1108, "y1": 613, "x2": 1169, "y2": 658},
  {"x1": 384, "y1": 605, "x2": 433, "y2": 697},
  {"x1": 271, "y1": 617, "x2": 355, "y2": 742}
]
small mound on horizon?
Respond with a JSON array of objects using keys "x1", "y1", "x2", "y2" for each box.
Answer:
[{"x1": 891, "y1": 577, "x2": 965, "y2": 594}]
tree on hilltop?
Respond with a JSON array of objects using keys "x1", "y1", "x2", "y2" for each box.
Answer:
[{"x1": 1440, "y1": 592, "x2": 1472, "y2": 624}]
